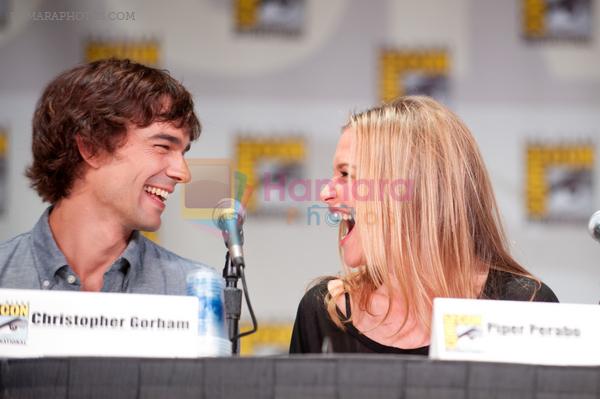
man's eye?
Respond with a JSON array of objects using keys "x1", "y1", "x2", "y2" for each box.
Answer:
[
  {"x1": 340, "y1": 171, "x2": 349, "y2": 177},
  {"x1": 155, "y1": 145, "x2": 169, "y2": 150}
]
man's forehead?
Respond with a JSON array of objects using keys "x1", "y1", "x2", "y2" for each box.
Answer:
[
  {"x1": 134, "y1": 122, "x2": 190, "y2": 143},
  {"x1": 145, "y1": 121, "x2": 186, "y2": 135}
]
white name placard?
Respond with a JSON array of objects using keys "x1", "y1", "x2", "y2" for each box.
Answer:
[
  {"x1": 0, "y1": 288, "x2": 202, "y2": 358},
  {"x1": 430, "y1": 298, "x2": 600, "y2": 366}
]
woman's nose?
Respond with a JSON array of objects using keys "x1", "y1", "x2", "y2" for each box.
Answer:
[{"x1": 320, "y1": 180, "x2": 336, "y2": 203}]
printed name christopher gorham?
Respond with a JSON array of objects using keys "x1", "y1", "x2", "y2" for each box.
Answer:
[{"x1": 30, "y1": 312, "x2": 190, "y2": 330}]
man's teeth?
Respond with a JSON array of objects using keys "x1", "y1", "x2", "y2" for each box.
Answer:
[{"x1": 144, "y1": 185, "x2": 169, "y2": 201}]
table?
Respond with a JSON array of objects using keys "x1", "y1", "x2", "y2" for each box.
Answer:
[{"x1": 1, "y1": 355, "x2": 599, "y2": 398}]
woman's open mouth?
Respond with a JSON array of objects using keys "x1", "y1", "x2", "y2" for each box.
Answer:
[{"x1": 339, "y1": 212, "x2": 356, "y2": 243}]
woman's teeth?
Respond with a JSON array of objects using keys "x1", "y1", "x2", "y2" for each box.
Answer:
[
  {"x1": 144, "y1": 185, "x2": 169, "y2": 202},
  {"x1": 332, "y1": 212, "x2": 353, "y2": 221},
  {"x1": 337, "y1": 212, "x2": 356, "y2": 239}
]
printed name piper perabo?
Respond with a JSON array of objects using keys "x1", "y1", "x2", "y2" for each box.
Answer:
[
  {"x1": 30, "y1": 312, "x2": 190, "y2": 330},
  {"x1": 487, "y1": 323, "x2": 581, "y2": 337}
]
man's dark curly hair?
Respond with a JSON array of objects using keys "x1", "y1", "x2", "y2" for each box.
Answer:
[{"x1": 26, "y1": 58, "x2": 201, "y2": 204}]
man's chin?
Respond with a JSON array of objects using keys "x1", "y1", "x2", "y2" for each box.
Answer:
[{"x1": 137, "y1": 219, "x2": 161, "y2": 233}]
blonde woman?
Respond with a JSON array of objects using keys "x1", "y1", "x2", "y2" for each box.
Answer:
[{"x1": 289, "y1": 96, "x2": 558, "y2": 354}]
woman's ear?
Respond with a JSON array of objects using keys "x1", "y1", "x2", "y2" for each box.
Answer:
[{"x1": 75, "y1": 135, "x2": 103, "y2": 169}]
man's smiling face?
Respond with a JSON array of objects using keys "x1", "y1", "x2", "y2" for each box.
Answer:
[{"x1": 88, "y1": 121, "x2": 191, "y2": 232}]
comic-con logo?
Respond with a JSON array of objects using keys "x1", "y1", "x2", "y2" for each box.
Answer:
[
  {"x1": 443, "y1": 314, "x2": 483, "y2": 352},
  {"x1": 0, "y1": 302, "x2": 30, "y2": 344}
]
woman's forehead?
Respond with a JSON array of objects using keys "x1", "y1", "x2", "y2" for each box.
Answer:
[
  {"x1": 339, "y1": 127, "x2": 353, "y2": 145},
  {"x1": 334, "y1": 127, "x2": 354, "y2": 164}
]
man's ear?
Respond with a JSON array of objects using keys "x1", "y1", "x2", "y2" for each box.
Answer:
[{"x1": 75, "y1": 135, "x2": 103, "y2": 169}]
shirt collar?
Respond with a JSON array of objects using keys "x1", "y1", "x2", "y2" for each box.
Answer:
[
  {"x1": 32, "y1": 206, "x2": 69, "y2": 279},
  {"x1": 32, "y1": 206, "x2": 145, "y2": 282},
  {"x1": 119, "y1": 230, "x2": 144, "y2": 281}
]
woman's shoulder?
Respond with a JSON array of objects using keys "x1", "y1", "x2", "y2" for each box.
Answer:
[
  {"x1": 485, "y1": 269, "x2": 559, "y2": 302},
  {"x1": 299, "y1": 277, "x2": 339, "y2": 309},
  {"x1": 296, "y1": 277, "x2": 351, "y2": 320}
]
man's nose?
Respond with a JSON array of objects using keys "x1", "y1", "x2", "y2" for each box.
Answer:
[{"x1": 167, "y1": 155, "x2": 191, "y2": 184}]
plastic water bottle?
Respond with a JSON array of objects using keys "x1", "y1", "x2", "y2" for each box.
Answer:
[{"x1": 186, "y1": 268, "x2": 231, "y2": 356}]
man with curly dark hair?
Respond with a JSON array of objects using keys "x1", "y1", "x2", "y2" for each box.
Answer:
[{"x1": 0, "y1": 58, "x2": 214, "y2": 294}]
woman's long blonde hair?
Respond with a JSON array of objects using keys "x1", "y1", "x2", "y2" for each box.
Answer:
[{"x1": 327, "y1": 96, "x2": 535, "y2": 333}]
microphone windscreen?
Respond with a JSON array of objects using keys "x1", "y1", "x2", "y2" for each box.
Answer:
[
  {"x1": 588, "y1": 210, "x2": 600, "y2": 242},
  {"x1": 212, "y1": 198, "x2": 246, "y2": 228}
]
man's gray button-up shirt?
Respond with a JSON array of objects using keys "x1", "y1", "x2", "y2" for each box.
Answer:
[{"x1": 0, "y1": 207, "x2": 214, "y2": 295}]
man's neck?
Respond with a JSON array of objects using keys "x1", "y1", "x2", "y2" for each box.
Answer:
[{"x1": 48, "y1": 195, "x2": 132, "y2": 291}]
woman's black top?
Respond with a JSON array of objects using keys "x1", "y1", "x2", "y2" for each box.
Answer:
[{"x1": 289, "y1": 270, "x2": 559, "y2": 354}]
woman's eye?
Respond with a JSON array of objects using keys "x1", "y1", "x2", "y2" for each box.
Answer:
[
  {"x1": 155, "y1": 145, "x2": 169, "y2": 150},
  {"x1": 340, "y1": 171, "x2": 349, "y2": 178}
]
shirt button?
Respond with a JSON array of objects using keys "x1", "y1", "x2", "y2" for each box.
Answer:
[
  {"x1": 42, "y1": 280, "x2": 50, "y2": 289},
  {"x1": 67, "y1": 275, "x2": 77, "y2": 284}
]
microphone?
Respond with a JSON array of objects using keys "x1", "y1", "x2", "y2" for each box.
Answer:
[
  {"x1": 588, "y1": 210, "x2": 600, "y2": 243},
  {"x1": 212, "y1": 198, "x2": 246, "y2": 267},
  {"x1": 212, "y1": 198, "x2": 254, "y2": 354}
]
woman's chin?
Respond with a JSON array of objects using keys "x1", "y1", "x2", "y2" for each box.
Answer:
[
  {"x1": 342, "y1": 252, "x2": 364, "y2": 268},
  {"x1": 340, "y1": 230, "x2": 365, "y2": 268}
]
